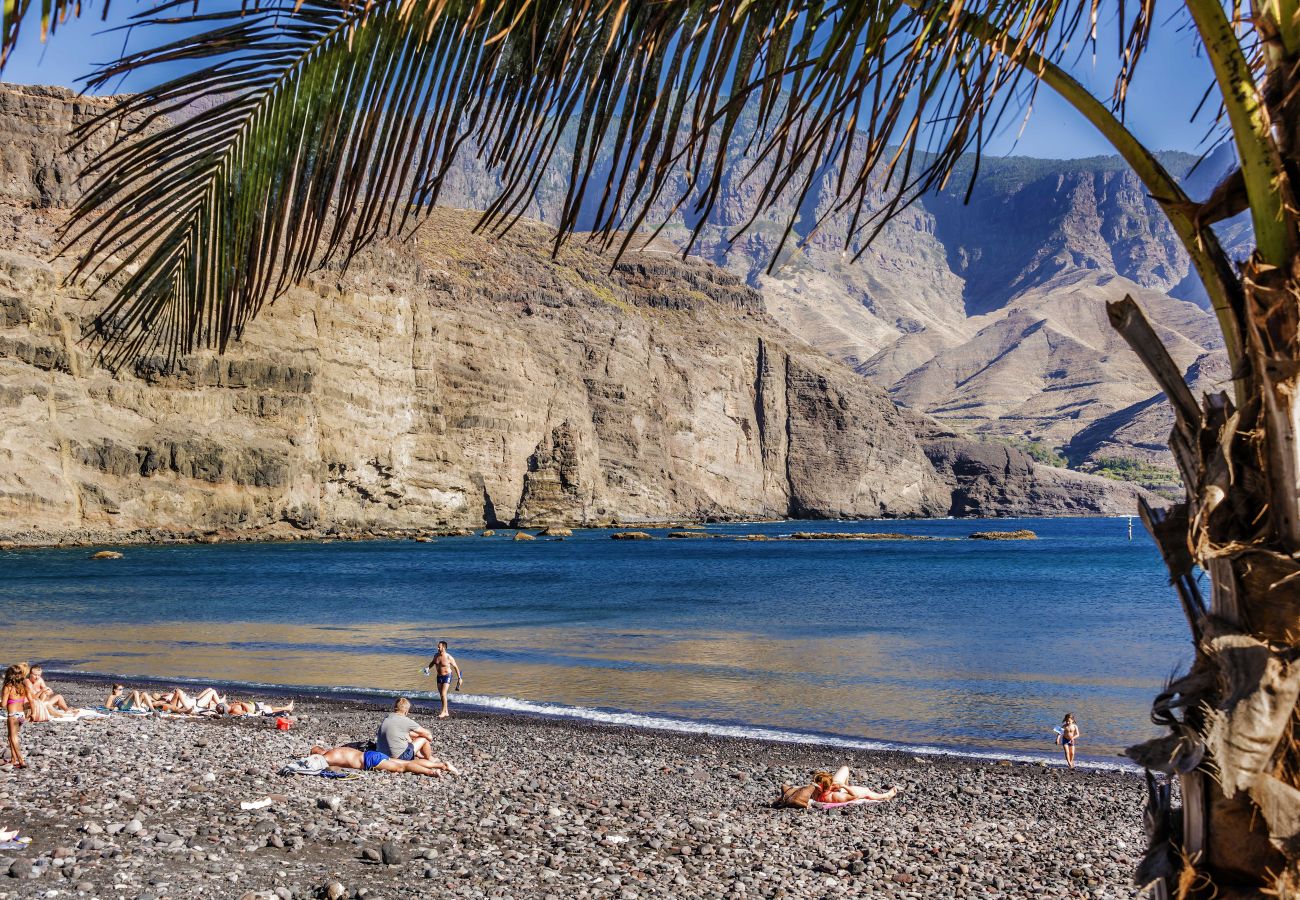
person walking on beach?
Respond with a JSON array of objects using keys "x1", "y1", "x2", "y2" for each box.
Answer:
[
  {"x1": 2, "y1": 664, "x2": 32, "y2": 768},
  {"x1": 1056, "y1": 713, "x2": 1080, "y2": 768},
  {"x1": 423, "y1": 641, "x2": 463, "y2": 719}
]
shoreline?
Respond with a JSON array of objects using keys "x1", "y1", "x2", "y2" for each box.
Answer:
[
  {"x1": 2, "y1": 677, "x2": 1146, "y2": 898},
  {"x1": 43, "y1": 672, "x2": 1136, "y2": 773},
  {"x1": 0, "y1": 512, "x2": 1119, "y2": 550}
]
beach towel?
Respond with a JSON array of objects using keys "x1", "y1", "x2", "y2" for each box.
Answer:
[
  {"x1": 43, "y1": 709, "x2": 107, "y2": 723},
  {"x1": 278, "y1": 755, "x2": 360, "y2": 779},
  {"x1": 92, "y1": 705, "x2": 150, "y2": 716},
  {"x1": 808, "y1": 798, "x2": 883, "y2": 810}
]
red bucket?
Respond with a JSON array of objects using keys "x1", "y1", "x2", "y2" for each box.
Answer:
[{"x1": 275, "y1": 717, "x2": 292, "y2": 731}]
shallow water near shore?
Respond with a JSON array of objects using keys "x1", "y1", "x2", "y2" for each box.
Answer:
[{"x1": 1, "y1": 517, "x2": 1186, "y2": 761}]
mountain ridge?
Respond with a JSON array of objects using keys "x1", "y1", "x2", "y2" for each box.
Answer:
[{"x1": 0, "y1": 83, "x2": 1151, "y2": 544}]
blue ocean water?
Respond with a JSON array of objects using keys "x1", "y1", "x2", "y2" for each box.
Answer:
[{"x1": 0, "y1": 517, "x2": 1190, "y2": 761}]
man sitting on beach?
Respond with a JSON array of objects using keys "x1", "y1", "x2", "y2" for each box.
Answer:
[
  {"x1": 25, "y1": 666, "x2": 72, "y2": 716},
  {"x1": 375, "y1": 698, "x2": 434, "y2": 761},
  {"x1": 308, "y1": 742, "x2": 459, "y2": 777}
]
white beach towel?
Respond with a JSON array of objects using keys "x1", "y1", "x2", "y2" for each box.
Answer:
[
  {"x1": 807, "y1": 798, "x2": 883, "y2": 810},
  {"x1": 44, "y1": 709, "x2": 107, "y2": 723}
]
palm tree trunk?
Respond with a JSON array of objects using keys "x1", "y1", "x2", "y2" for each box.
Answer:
[{"x1": 1115, "y1": 265, "x2": 1300, "y2": 896}]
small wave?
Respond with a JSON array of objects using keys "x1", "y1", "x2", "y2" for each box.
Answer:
[{"x1": 49, "y1": 665, "x2": 1133, "y2": 772}]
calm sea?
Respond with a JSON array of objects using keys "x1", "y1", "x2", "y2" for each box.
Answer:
[{"x1": 0, "y1": 518, "x2": 1188, "y2": 765}]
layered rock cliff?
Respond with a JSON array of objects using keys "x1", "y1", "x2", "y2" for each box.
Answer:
[
  {"x1": 0, "y1": 84, "x2": 1147, "y2": 542},
  {"x1": 425, "y1": 108, "x2": 1237, "y2": 477}
]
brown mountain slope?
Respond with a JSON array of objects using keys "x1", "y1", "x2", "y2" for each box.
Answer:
[
  {"x1": 419, "y1": 112, "x2": 1229, "y2": 473},
  {"x1": 0, "y1": 84, "x2": 1150, "y2": 543}
]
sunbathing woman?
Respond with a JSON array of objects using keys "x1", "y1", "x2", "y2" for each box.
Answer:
[
  {"x1": 218, "y1": 699, "x2": 294, "y2": 717},
  {"x1": 105, "y1": 684, "x2": 157, "y2": 713},
  {"x1": 812, "y1": 767, "x2": 897, "y2": 803},
  {"x1": 153, "y1": 687, "x2": 226, "y2": 714},
  {"x1": 2, "y1": 664, "x2": 31, "y2": 768},
  {"x1": 776, "y1": 766, "x2": 897, "y2": 808}
]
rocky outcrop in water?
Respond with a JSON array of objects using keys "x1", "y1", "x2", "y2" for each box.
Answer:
[{"x1": 0, "y1": 84, "x2": 1149, "y2": 543}]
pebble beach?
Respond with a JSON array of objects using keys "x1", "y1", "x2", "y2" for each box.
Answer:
[{"x1": 0, "y1": 679, "x2": 1147, "y2": 899}]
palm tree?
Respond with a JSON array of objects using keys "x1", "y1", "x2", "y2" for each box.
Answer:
[{"x1": 3, "y1": 0, "x2": 1300, "y2": 893}]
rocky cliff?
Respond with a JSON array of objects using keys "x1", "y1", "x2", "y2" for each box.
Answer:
[
  {"x1": 0, "y1": 84, "x2": 1147, "y2": 543},
  {"x1": 425, "y1": 110, "x2": 1238, "y2": 480}
]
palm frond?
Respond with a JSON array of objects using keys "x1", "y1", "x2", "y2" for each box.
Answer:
[{"x1": 59, "y1": 0, "x2": 1176, "y2": 362}]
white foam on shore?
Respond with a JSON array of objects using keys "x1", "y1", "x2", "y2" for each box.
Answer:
[{"x1": 51, "y1": 667, "x2": 1135, "y2": 773}]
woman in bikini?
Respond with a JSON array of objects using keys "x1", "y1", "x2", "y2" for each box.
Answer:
[
  {"x1": 2, "y1": 664, "x2": 32, "y2": 768},
  {"x1": 152, "y1": 687, "x2": 226, "y2": 714},
  {"x1": 105, "y1": 684, "x2": 157, "y2": 713},
  {"x1": 217, "y1": 699, "x2": 294, "y2": 717},
  {"x1": 776, "y1": 766, "x2": 897, "y2": 807},
  {"x1": 811, "y1": 767, "x2": 897, "y2": 803}
]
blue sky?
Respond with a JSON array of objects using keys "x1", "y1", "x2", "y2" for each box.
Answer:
[{"x1": 1, "y1": 4, "x2": 1219, "y2": 160}]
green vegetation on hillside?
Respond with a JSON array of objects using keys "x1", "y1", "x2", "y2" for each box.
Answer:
[
  {"x1": 1081, "y1": 457, "x2": 1182, "y2": 499},
  {"x1": 984, "y1": 436, "x2": 1067, "y2": 468}
]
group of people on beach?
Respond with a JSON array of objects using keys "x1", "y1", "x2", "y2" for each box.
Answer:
[
  {"x1": 104, "y1": 684, "x2": 296, "y2": 717},
  {"x1": 1, "y1": 661, "x2": 299, "y2": 769},
  {"x1": 302, "y1": 642, "x2": 465, "y2": 775},
  {"x1": 0, "y1": 642, "x2": 469, "y2": 777}
]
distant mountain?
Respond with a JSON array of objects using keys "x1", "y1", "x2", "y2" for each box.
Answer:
[{"x1": 428, "y1": 116, "x2": 1241, "y2": 485}]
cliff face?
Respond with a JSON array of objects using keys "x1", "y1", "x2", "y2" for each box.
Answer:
[
  {"x1": 0, "y1": 85, "x2": 1147, "y2": 542},
  {"x1": 424, "y1": 112, "x2": 1236, "y2": 474}
]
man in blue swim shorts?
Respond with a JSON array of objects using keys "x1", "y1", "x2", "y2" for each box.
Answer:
[
  {"x1": 308, "y1": 741, "x2": 459, "y2": 777},
  {"x1": 422, "y1": 641, "x2": 463, "y2": 719}
]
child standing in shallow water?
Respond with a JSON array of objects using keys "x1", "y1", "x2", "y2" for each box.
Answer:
[
  {"x1": 2, "y1": 664, "x2": 31, "y2": 768},
  {"x1": 1056, "y1": 713, "x2": 1080, "y2": 768}
]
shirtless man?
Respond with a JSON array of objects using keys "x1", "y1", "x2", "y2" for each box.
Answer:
[
  {"x1": 308, "y1": 742, "x2": 459, "y2": 777},
  {"x1": 422, "y1": 641, "x2": 463, "y2": 718},
  {"x1": 25, "y1": 666, "x2": 72, "y2": 714}
]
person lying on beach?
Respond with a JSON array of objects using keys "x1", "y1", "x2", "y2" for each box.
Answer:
[
  {"x1": 374, "y1": 698, "x2": 434, "y2": 761},
  {"x1": 152, "y1": 688, "x2": 225, "y2": 715},
  {"x1": 217, "y1": 699, "x2": 295, "y2": 717},
  {"x1": 812, "y1": 767, "x2": 897, "y2": 803},
  {"x1": 105, "y1": 684, "x2": 157, "y2": 713},
  {"x1": 308, "y1": 742, "x2": 460, "y2": 777},
  {"x1": 775, "y1": 767, "x2": 897, "y2": 808}
]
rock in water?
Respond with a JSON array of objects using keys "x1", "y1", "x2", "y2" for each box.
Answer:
[
  {"x1": 611, "y1": 532, "x2": 653, "y2": 541},
  {"x1": 89, "y1": 550, "x2": 123, "y2": 559},
  {"x1": 513, "y1": 532, "x2": 536, "y2": 542},
  {"x1": 538, "y1": 525, "x2": 573, "y2": 537},
  {"x1": 968, "y1": 530, "x2": 1037, "y2": 540}
]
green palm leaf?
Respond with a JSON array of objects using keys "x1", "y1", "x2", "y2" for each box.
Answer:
[{"x1": 47, "y1": 0, "x2": 1167, "y2": 361}]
